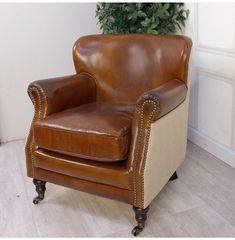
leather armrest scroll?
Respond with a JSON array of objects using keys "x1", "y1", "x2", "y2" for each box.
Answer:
[
  {"x1": 136, "y1": 79, "x2": 187, "y2": 122},
  {"x1": 28, "y1": 73, "x2": 96, "y2": 117}
]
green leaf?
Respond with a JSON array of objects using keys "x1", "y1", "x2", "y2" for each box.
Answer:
[
  {"x1": 140, "y1": 20, "x2": 148, "y2": 27},
  {"x1": 136, "y1": 28, "x2": 143, "y2": 33},
  {"x1": 147, "y1": 27, "x2": 152, "y2": 34},
  {"x1": 108, "y1": 16, "x2": 115, "y2": 23},
  {"x1": 150, "y1": 22, "x2": 158, "y2": 29},
  {"x1": 137, "y1": 11, "x2": 147, "y2": 18},
  {"x1": 151, "y1": 29, "x2": 159, "y2": 34},
  {"x1": 163, "y1": 3, "x2": 170, "y2": 10}
]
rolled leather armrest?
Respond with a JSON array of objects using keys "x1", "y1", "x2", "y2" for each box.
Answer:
[
  {"x1": 128, "y1": 79, "x2": 188, "y2": 207},
  {"x1": 136, "y1": 79, "x2": 187, "y2": 122},
  {"x1": 28, "y1": 73, "x2": 96, "y2": 116}
]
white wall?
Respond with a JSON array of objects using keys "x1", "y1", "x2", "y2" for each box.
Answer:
[
  {"x1": 0, "y1": 3, "x2": 100, "y2": 142},
  {"x1": 185, "y1": 3, "x2": 235, "y2": 167}
]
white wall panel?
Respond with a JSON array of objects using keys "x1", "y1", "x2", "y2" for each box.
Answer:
[
  {"x1": 188, "y1": 64, "x2": 197, "y2": 128},
  {"x1": 197, "y1": 3, "x2": 235, "y2": 50},
  {"x1": 197, "y1": 71, "x2": 233, "y2": 148},
  {"x1": 194, "y1": 51, "x2": 235, "y2": 77}
]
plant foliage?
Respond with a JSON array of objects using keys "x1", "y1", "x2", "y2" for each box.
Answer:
[{"x1": 96, "y1": 3, "x2": 189, "y2": 34}]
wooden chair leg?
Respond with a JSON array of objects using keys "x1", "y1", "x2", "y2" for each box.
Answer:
[
  {"x1": 131, "y1": 206, "x2": 149, "y2": 236},
  {"x1": 33, "y1": 179, "x2": 46, "y2": 204},
  {"x1": 169, "y1": 171, "x2": 178, "y2": 181}
]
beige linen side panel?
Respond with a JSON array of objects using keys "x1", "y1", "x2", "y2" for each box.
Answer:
[{"x1": 143, "y1": 95, "x2": 189, "y2": 208}]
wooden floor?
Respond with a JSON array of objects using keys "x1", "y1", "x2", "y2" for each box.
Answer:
[{"x1": 1, "y1": 140, "x2": 235, "y2": 237}]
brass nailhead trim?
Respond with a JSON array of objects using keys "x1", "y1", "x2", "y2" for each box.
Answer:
[
  {"x1": 133, "y1": 99, "x2": 161, "y2": 208},
  {"x1": 26, "y1": 86, "x2": 47, "y2": 177}
]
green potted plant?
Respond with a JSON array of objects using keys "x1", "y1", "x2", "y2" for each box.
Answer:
[{"x1": 96, "y1": 3, "x2": 189, "y2": 34}]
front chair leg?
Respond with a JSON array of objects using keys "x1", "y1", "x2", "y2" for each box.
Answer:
[
  {"x1": 169, "y1": 171, "x2": 178, "y2": 181},
  {"x1": 132, "y1": 206, "x2": 149, "y2": 236},
  {"x1": 33, "y1": 179, "x2": 46, "y2": 204}
]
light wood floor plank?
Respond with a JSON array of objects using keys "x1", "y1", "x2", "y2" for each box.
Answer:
[
  {"x1": 0, "y1": 141, "x2": 38, "y2": 237},
  {"x1": 174, "y1": 205, "x2": 235, "y2": 237}
]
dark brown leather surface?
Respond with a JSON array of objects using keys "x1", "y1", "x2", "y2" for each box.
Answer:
[
  {"x1": 34, "y1": 167, "x2": 134, "y2": 204},
  {"x1": 73, "y1": 34, "x2": 192, "y2": 104},
  {"x1": 25, "y1": 73, "x2": 96, "y2": 177},
  {"x1": 29, "y1": 73, "x2": 96, "y2": 116},
  {"x1": 34, "y1": 102, "x2": 134, "y2": 161},
  {"x1": 34, "y1": 148, "x2": 133, "y2": 190},
  {"x1": 137, "y1": 79, "x2": 188, "y2": 122}
]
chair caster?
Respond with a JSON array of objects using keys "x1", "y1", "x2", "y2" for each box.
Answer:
[
  {"x1": 132, "y1": 206, "x2": 149, "y2": 236},
  {"x1": 33, "y1": 179, "x2": 46, "y2": 205},
  {"x1": 169, "y1": 171, "x2": 178, "y2": 181},
  {"x1": 131, "y1": 226, "x2": 143, "y2": 236},
  {"x1": 33, "y1": 196, "x2": 43, "y2": 204}
]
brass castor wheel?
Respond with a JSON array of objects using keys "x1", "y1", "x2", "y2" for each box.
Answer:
[
  {"x1": 33, "y1": 179, "x2": 46, "y2": 204},
  {"x1": 131, "y1": 226, "x2": 143, "y2": 236}
]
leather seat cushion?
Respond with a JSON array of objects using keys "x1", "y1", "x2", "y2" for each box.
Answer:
[
  {"x1": 34, "y1": 148, "x2": 133, "y2": 190},
  {"x1": 34, "y1": 102, "x2": 134, "y2": 162}
]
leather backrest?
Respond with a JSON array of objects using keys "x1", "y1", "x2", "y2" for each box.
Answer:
[{"x1": 73, "y1": 34, "x2": 192, "y2": 103}]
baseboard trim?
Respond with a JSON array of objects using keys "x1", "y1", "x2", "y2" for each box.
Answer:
[{"x1": 188, "y1": 126, "x2": 235, "y2": 168}]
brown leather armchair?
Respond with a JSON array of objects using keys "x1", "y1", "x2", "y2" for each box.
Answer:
[{"x1": 25, "y1": 34, "x2": 192, "y2": 236}]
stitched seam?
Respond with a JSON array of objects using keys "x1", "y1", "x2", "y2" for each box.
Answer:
[
  {"x1": 37, "y1": 146, "x2": 128, "y2": 162},
  {"x1": 34, "y1": 124, "x2": 131, "y2": 139}
]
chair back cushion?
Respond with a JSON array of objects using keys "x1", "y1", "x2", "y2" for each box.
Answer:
[{"x1": 73, "y1": 34, "x2": 192, "y2": 104}]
